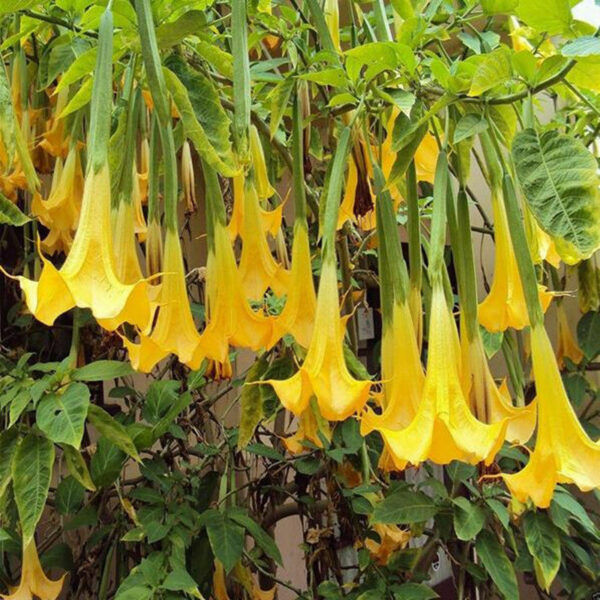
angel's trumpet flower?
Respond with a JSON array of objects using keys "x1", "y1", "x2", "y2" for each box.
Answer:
[
  {"x1": 271, "y1": 222, "x2": 316, "y2": 347},
  {"x1": 556, "y1": 303, "x2": 583, "y2": 368},
  {"x1": 32, "y1": 146, "x2": 84, "y2": 255},
  {"x1": 3, "y1": 7, "x2": 150, "y2": 331},
  {"x1": 199, "y1": 166, "x2": 273, "y2": 371},
  {"x1": 503, "y1": 325, "x2": 600, "y2": 507},
  {"x1": 267, "y1": 258, "x2": 371, "y2": 421},
  {"x1": 137, "y1": 136, "x2": 150, "y2": 203},
  {"x1": 0, "y1": 539, "x2": 65, "y2": 600},
  {"x1": 145, "y1": 219, "x2": 163, "y2": 279},
  {"x1": 249, "y1": 125, "x2": 275, "y2": 200},
  {"x1": 324, "y1": 0, "x2": 341, "y2": 51},
  {"x1": 365, "y1": 524, "x2": 411, "y2": 566},
  {"x1": 132, "y1": 163, "x2": 147, "y2": 241},
  {"x1": 238, "y1": 178, "x2": 289, "y2": 300},
  {"x1": 524, "y1": 206, "x2": 560, "y2": 268},
  {"x1": 181, "y1": 140, "x2": 197, "y2": 213},
  {"x1": 283, "y1": 405, "x2": 329, "y2": 454},
  {"x1": 479, "y1": 188, "x2": 552, "y2": 332},
  {"x1": 123, "y1": 229, "x2": 203, "y2": 372},
  {"x1": 39, "y1": 88, "x2": 69, "y2": 158},
  {"x1": 362, "y1": 280, "x2": 507, "y2": 469},
  {"x1": 460, "y1": 326, "x2": 536, "y2": 444}
]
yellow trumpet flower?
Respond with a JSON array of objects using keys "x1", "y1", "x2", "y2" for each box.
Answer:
[
  {"x1": 503, "y1": 325, "x2": 600, "y2": 508},
  {"x1": 200, "y1": 218, "x2": 274, "y2": 367},
  {"x1": 5, "y1": 164, "x2": 151, "y2": 330},
  {"x1": 460, "y1": 325, "x2": 536, "y2": 445},
  {"x1": 123, "y1": 229, "x2": 203, "y2": 372},
  {"x1": 267, "y1": 259, "x2": 371, "y2": 421},
  {"x1": 227, "y1": 174, "x2": 283, "y2": 242},
  {"x1": 32, "y1": 146, "x2": 84, "y2": 255},
  {"x1": 364, "y1": 523, "x2": 411, "y2": 566},
  {"x1": 145, "y1": 219, "x2": 163, "y2": 279},
  {"x1": 272, "y1": 222, "x2": 316, "y2": 348},
  {"x1": 38, "y1": 88, "x2": 69, "y2": 158},
  {"x1": 324, "y1": 0, "x2": 341, "y2": 51},
  {"x1": 362, "y1": 280, "x2": 507, "y2": 469},
  {"x1": 181, "y1": 140, "x2": 197, "y2": 213},
  {"x1": 238, "y1": 178, "x2": 289, "y2": 300},
  {"x1": 132, "y1": 163, "x2": 147, "y2": 242},
  {"x1": 249, "y1": 125, "x2": 275, "y2": 200},
  {"x1": 283, "y1": 405, "x2": 329, "y2": 454},
  {"x1": 479, "y1": 191, "x2": 552, "y2": 332},
  {"x1": 0, "y1": 539, "x2": 65, "y2": 600},
  {"x1": 524, "y1": 206, "x2": 560, "y2": 268},
  {"x1": 137, "y1": 136, "x2": 150, "y2": 203},
  {"x1": 556, "y1": 303, "x2": 583, "y2": 368}
]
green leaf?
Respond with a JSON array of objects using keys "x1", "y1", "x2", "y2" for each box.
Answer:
[
  {"x1": 481, "y1": 0, "x2": 518, "y2": 15},
  {"x1": 567, "y1": 56, "x2": 600, "y2": 92},
  {"x1": 269, "y1": 77, "x2": 295, "y2": 138},
  {"x1": 162, "y1": 567, "x2": 201, "y2": 596},
  {"x1": 552, "y1": 489, "x2": 598, "y2": 535},
  {"x1": 205, "y1": 511, "x2": 245, "y2": 573},
  {"x1": 0, "y1": 0, "x2": 40, "y2": 16},
  {"x1": 87, "y1": 404, "x2": 141, "y2": 462},
  {"x1": 517, "y1": 0, "x2": 572, "y2": 35},
  {"x1": 512, "y1": 128, "x2": 600, "y2": 264},
  {"x1": 72, "y1": 360, "x2": 134, "y2": 381},
  {"x1": 12, "y1": 433, "x2": 55, "y2": 545},
  {"x1": 228, "y1": 511, "x2": 283, "y2": 566},
  {"x1": 156, "y1": 11, "x2": 205, "y2": 48},
  {"x1": 453, "y1": 497, "x2": 486, "y2": 541},
  {"x1": 90, "y1": 437, "x2": 126, "y2": 488},
  {"x1": 453, "y1": 114, "x2": 488, "y2": 143},
  {"x1": 393, "y1": 583, "x2": 439, "y2": 600},
  {"x1": 36, "y1": 383, "x2": 90, "y2": 448},
  {"x1": 523, "y1": 511, "x2": 561, "y2": 592},
  {"x1": 238, "y1": 356, "x2": 270, "y2": 449},
  {"x1": 0, "y1": 428, "x2": 19, "y2": 498},
  {"x1": 163, "y1": 59, "x2": 237, "y2": 177},
  {"x1": 372, "y1": 491, "x2": 439, "y2": 524},
  {"x1": 300, "y1": 68, "x2": 348, "y2": 88},
  {"x1": 62, "y1": 444, "x2": 96, "y2": 491},
  {"x1": 59, "y1": 77, "x2": 93, "y2": 119},
  {"x1": 562, "y1": 36, "x2": 600, "y2": 57},
  {"x1": 475, "y1": 530, "x2": 519, "y2": 600},
  {"x1": 195, "y1": 40, "x2": 233, "y2": 79},
  {"x1": 0, "y1": 194, "x2": 30, "y2": 226},
  {"x1": 468, "y1": 47, "x2": 512, "y2": 96},
  {"x1": 0, "y1": 64, "x2": 15, "y2": 167},
  {"x1": 55, "y1": 475, "x2": 85, "y2": 515}
]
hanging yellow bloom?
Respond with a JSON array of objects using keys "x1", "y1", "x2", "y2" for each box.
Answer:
[
  {"x1": 503, "y1": 325, "x2": 600, "y2": 508},
  {"x1": 32, "y1": 146, "x2": 84, "y2": 255},
  {"x1": 283, "y1": 405, "x2": 330, "y2": 454},
  {"x1": 227, "y1": 174, "x2": 283, "y2": 242},
  {"x1": 460, "y1": 325, "x2": 536, "y2": 445},
  {"x1": 524, "y1": 206, "x2": 561, "y2": 269},
  {"x1": 238, "y1": 178, "x2": 289, "y2": 300},
  {"x1": 123, "y1": 229, "x2": 203, "y2": 372},
  {"x1": 479, "y1": 191, "x2": 553, "y2": 332},
  {"x1": 145, "y1": 219, "x2": 163, "y2": 279},
  {"x1": 200, "y1": 217, "x2": 274, "y2": 368},
  {"x1": 267, "y1": 259, "x2": 371, "y2": 421},
  {"x1": 212, "y1": 560, "x2": 229, "y2": 600},
  {"x1": 132, "y1": 163, "x2": 147, "y2": 242},
  {"x1": 5, "y1": 164, "x2": 151, "y2": 330},
  {"x1": 181, "y1": 140, "x2": 197, "y2": 213},
  {"x1": 362, "y1": 280, "x2": 507, "y2": 469},
  {"x1": 556, "y1": 303, "x2": 583, "y2": 368},
  {"x1": 110, "y1": 200, "x2": 144, "y2": 285},
  {"x1": 38, "y1": 88, "x2": 69, "y2": 158},
  {"x1": 364, "y1": 523, "x2": 411, "y2": 566},
  {"x1": 249, "y1": 125, "x2": 275, "y2": 200},
  {"x1": 324, "y1": 0, "x2": 341, "y2": 51},
  {"x1": 0, "y1": 539, "x2": 65, "y2": 600},
  {"x1": 272, "y1": 222, "x2": 316, "y2": 348},
  {"x1": 137, "y1": 136, "x2": 150, "y2": 203},
  {"x1": 408, "y1": 284, "x2": 423, "y2": 351}
]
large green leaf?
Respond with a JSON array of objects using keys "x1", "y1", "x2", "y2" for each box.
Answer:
[
  {"x1": 468, "y1": 47, "x2": 512, "y2": 96},
  {"x1": 0, "y1": 0, "x2": 40, "y2": 16},
  {"x1": 523, "y1": 512, "x2": 561, "y2": 592},
  {"x1": 577, "y1": 311, "x2": 600, "y2": 361},
  {"x1": 163, "y1": 57, "x2": 237, "y2": 177},
  {"x1": 62, "y1": 444, "x2": 96, "y2": 491},
  {"x1": 0, "y1": 428, "x2": 19, "y2": 498},
  {"x1": 205, "y1": 511, "x2": 245, "y2": 573},
  {"x1": 372, "y1": 490, "x2": 438, "y2": 524},
  {"x1": 156, "y1": 11, "x2": 205, "y2": 48},
  {"x1": 516, "y1": 0, "x2": 572, "y2": 35},
  {"x1": 512, "y1": 128, "x2": 600, "y2": 264},
  {"x1": 72, "y1": 360, "x2": 134, "y2": 381},
  {"x1": 0, "y1": 64, "x2": 15, "y2": 167},
  {"x1": 238, "y1": 356, "x2": 269, "y2": 449},
  {"x1": 475, "y1": 530, "x2": 518, "y2": 600},
  {"x1": 36, "y1": 382, "x2": 90, "y2": 448},
  {"x1": 87, "y1": 404, "x2": 141, "y2": 462},
  {"x1": 452, "y1": 497, "x2": 486, "y2": 541},
  {"x1": 393, "y1": 583, "x2": 439, "y2": 600},
  {"x1": 12, "y1": 433, "x2": 55, "y2": 545},
  {"x1": 228, "y1": 510, "x2": 283, "y2": 566}
]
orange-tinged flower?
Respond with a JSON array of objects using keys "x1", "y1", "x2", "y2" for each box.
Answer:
[
  {"x1": 413, "y1": 131, "x2": 438, "y2": 185},
  {"x1": 38, "y1": 88, "x2": 69, "y2": 158},
  {"x1": 0, "y1": 539, "x2": 65, "y2": 600},
  {"x1": 267, "y1": 259, "x2": 371, "y2": 421},
  {"x1": 283, "y1": 404, "x2": 330, "y2": 454},
  {"x1": 123, "y1": 229, "x2": 203, "y2": 372},
  {"x1": 5, "y1": 164, "x2": 151, "y2": 330},
  {"x1": 238, "y1": 178, "x2": 289, "y2": 300},
  {"x1": 479, "y1": 191, "x2": 552, "y2": 332},
  {"x1": 137, "y1": 136, "x2": 149, "y2": 203},
  {"x1": 272, "y1": 222, "x2": 316, "y2": 348},
  {"x1": 212, "y1": 560, "x2": 229, "y2": 600},
  {"x1": 132, "y1": 164, "x2": 147, "y2": 242},
  {"x1": 32, "y1": 146, "x2": 84, "y2": 255},
  {"x1": 556, "y1": 303, "x2": 583, "y2": 368},
  {"x1": 227, "y1": 173, "x2": 283, "y2": 242},
  {"x1": 460, "y1": 325, "x2": 536, "y2": 445},
  {"x1": 200, "y1": 219, "x2": 273, "y2": 366},
  {"x1": 362, "y1": 280, "x2": 507, "y2": 469},
  {"x1": 502, "y1": 325, "x2": 600, "y2": 508},
  {"x1": 364, "y1": 523, "x2": 411, "y2": 566}
]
